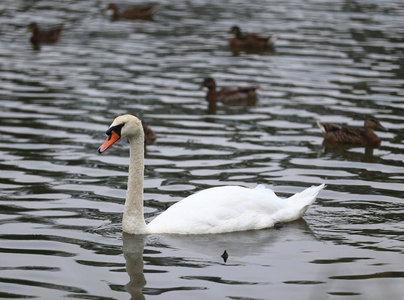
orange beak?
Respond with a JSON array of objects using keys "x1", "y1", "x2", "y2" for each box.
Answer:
[{"x1": 98, "y1": 131, "x2": 120, "y2": 154}]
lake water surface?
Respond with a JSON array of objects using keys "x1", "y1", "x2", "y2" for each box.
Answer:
[{"x1": 0, "y1": 0, "x2": 403, "y2": 299}]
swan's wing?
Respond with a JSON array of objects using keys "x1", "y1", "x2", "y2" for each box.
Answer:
[{"x1": 148, "y1": 186, "x2": 292, "y2": 234}]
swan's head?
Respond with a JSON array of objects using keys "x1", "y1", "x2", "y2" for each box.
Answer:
[{"x1": 98, "y1": 114, "x2": 144, "y2": 154}]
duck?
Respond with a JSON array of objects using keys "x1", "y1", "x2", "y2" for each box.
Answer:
[
  {"x1": 201, "y1": 77, "x2": 261, "y2": 104},
  {"x1": 229, "y1": 26, "x2": 278, "y2": 50},
  {"x1": 27, "y1": 22, "x2": 63, "y2": 45},
  {"x1": 107, "y1": 3, "x2": 159, "y2": 20},
  {"x1": 317, "y1": 116, "x2": 385, "y2": 147},
  {"x1": 98, "y1": 114, "x2": 325, "y2": 235},
  {"x1": 141, "y1": 120, "x2": 156, "y2": 145}
]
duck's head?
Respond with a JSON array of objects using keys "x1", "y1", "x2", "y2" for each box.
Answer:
[
  {"x1": 229, "y1": 26, "x2": 242, "y2": 37},
  {"x1": 28, "y1": 22, "x2": 38, "y2": 32},
  {"x1": 365, "y1": 116, "x2": 386, "y2": 130},
  {"x1": 201, "y1": 77, "x2": 217, "y2": 90},
  {"x1": 98, "y1": 114, "x2": 143, "y2": 154},
  {"x1": 106, "y1": 3, "x2": 117, "y2": 10}
]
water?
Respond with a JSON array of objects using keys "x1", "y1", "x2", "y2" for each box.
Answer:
[{"x1": 0, "y1": 0, "x2": 403, "y2": 299}]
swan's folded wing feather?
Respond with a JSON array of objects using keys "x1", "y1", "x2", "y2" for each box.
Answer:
[{"x1": 147, "y1": 185, "x2": 295, "y2": 234}]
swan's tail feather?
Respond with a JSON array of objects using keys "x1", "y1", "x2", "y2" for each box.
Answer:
[
  {"x1": 270, "y1": 184, "x2": 325, "y2": 223},
  {"x1": 275, "y1": 183, "x2": 325, "y2": 222},
  {"x1": 286, "y1": 183, "x2": 325, "y2": 208}
]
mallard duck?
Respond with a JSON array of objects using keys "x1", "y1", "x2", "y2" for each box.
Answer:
[
  {"x1": 28, "y1": 22, "x2": 63, "y2": 45},
  {"x1": 141, "y1": 120, "x2": 156, "y2": 145},
  {"x1": 229, "y1": 26, "x2": 278, "y2": 50},
  {"x1": 201, "y1": 77, "x2": 261, "y2": 104},
  {"x1": 107, "y1": 3, "x2": 159, "y2": 20},
  {"x1": 317, "y1": 116, "x2": 386, "y2": 147},
  {"x1": 98, "y1": 114, "x2": 325, "y2": 234}
]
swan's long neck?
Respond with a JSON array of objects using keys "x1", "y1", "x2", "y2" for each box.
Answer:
[{"x1": 123, "y1": 133, "x2": 148, "y2": 234}]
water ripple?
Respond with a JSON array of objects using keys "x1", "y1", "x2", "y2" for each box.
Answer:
[{"x1": 0, "y1": 0, "x2": 403, "y2": 299}]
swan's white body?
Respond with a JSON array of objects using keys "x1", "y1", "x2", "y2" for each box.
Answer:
[
  {"x1": 147, "y1": 184, "x2": 324, "y2": 234},
  {"x1": 99, "y1": 115, "x2": 325, "y2": 235}
]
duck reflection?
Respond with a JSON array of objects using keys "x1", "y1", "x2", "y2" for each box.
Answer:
[
  {"x1": 122, "y1": 219, "x2": 315, "y2": 299},
  {"x1": 318, "y1": 140, "x2": 377, "y2": 163}
]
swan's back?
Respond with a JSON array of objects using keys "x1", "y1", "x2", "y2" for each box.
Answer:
[{"x1": 146, "y1": 184, "x2": 324, "y2": 234}]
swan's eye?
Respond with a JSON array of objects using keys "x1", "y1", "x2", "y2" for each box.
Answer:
[{"x1": 106, "y1": 123, "x2": 125, "y2": 137}]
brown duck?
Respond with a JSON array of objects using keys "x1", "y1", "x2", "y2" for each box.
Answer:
[
  {"x1": 229, "y1": 26, "x2": 278, "y2": 50},
  {"x1": 317, "y1": 116, "x2": 385, "y2": 147},
  {"x1": 107, "y1": 3, "x2": 159, "y2": 20},
  {"x1": 141, "y1": 120, "x2": 156, "y2": 145},
  {"x1": 28, "y1": 22, "x2": 63, "y2": 45},
  {"x1": 201, "y1": 77, "x2": 261, "y2": 104}
]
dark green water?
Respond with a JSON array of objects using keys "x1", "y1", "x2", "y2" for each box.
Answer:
[{"x1": 0, "y1": 0, "x2": 403, "y2": 299}]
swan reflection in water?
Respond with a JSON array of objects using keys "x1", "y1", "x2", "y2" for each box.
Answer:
[
  {"x1": 122, "y1": 219, "x2": 316, "y2": 299},
  {"x1": 123, "y1": 233, "x2": 147, "y2": 300}
]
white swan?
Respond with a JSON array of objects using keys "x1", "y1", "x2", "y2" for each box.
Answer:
[{"x1": 98, "y1": 114, "x2": 325, "y2": 234}]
